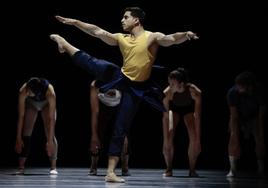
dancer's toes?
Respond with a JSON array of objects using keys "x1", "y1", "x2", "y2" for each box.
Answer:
[{"x1": 50, "y1": 34, "x2": 65, "y2": 53}]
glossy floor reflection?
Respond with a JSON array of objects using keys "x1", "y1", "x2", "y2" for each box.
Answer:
[{"x1": 0, "y1": 168, "x2": 267, "y2": 188}]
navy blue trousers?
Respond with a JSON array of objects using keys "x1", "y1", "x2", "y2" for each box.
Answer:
[{"x1": 73, "y1": 51, "x2": 165, "y2": 156}]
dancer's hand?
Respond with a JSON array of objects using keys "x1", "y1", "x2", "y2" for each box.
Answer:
[
  {"x1": 186, "y1": 31, "x2": 199, "y2": 40},
  {"x1": 55, "y1": 15, "x2": 77, "y2": 25},
  {"x1": 90, "y1": 136, "x2": 100, "y2": 155}
]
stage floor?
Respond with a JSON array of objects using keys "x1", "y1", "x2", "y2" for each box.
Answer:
[{"x1": 0, "y1": 168, "x2": 267, "y2": 188}]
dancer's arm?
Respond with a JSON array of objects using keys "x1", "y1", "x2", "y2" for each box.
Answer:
[
  {"x1": 55, "y1": 15, "x2": 119, "y2": 46},
  {"x1": 15, "y1": 84, "x2": 27, "y2": 153},
  {"x1": 152, "y1": 31, "x2": 198, "y2": 47}
]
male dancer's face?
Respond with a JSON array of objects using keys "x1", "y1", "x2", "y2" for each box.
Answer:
[{"x1": 121, "y1": 11, "x2": 139, "y2": 32}]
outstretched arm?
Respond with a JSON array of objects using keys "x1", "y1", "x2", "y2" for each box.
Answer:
[
  {"x1": 55, "y1": 15, "x2": 118, "y2": 46},
  {"x1": 154, "y1": 31, "x2": 198, "y2": 47}
]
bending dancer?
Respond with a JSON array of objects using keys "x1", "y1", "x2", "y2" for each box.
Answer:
[
  {"x1": 226, "y1": 71, "x2": 266, "y2": 177},
  {"x1": 162, "y1": 67, "x2": 202, "y2": 177},
  {"x1": 15, "y1": 77, "x2": 58, "y2": 175},
  {"x1": 50, "y1": 6, "x2": 198, "y2": 182},
  {"x1": 89, "y1": 80, "x2": 130, "y2": 176}
]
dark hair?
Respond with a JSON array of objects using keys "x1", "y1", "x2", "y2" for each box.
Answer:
[
  {"x1": 168, "y1": 67, "x2": 189, "y2": 83},
  {"x1": 26, "y1": 77, "x2": 46, "y2": 95},
  {"x1": 124, "y1": 7, "x2": 146, "y2": 26},
  {"x1": 235, "y1": 71, "x2": 257, "y2": 88}
]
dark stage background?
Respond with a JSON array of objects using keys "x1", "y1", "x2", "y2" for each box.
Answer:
[{"x1": 1, "y1": 0, "x2": 267, "y2": 171}]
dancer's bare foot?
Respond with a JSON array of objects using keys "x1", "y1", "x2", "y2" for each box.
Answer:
[
  {"x1": 226, "y1": 170, "x2": 236, "y2": 177},
  {"x1": 189, "y1": 170, "x2": 199, "y2": 177},
  {"x1": 88, "y1": 168, "x2": 97, "y2": 176},
  {"x1": 105, "y1": 172, "x2": 125, "y2": 183},
  {"x1": 163, "y1": 169, "x2": 173, "y2": 177},
  {"x1": 50, "y1": 34, "x2": 66, "y2": 53}
]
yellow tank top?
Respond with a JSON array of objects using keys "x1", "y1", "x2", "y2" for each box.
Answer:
[{"x1": 118, "y1": 31, "x2": 154, "y2": 81}]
